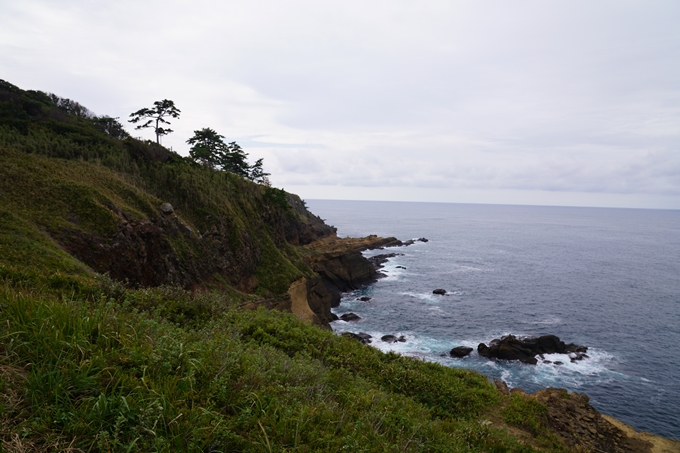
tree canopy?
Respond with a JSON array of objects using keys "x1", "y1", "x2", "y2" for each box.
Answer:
[
  {"x1": 187, "y1": 127, "x2": 270, "y2": 183},
  {"x1": 128, "y1": 99, "x2": 180, "y2": 144}
]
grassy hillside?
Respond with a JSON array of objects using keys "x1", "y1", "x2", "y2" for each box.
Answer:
[
  {"x1": 0, "y1": 79, "x2": 331, "y2": 295},
  {"x1": 0, "y1": 80, "x2": 570, "y2": 452}
]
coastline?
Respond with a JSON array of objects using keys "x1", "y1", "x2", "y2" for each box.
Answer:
[{"x1": 302, "y1": 234, "x2": 680, "y2": 451}]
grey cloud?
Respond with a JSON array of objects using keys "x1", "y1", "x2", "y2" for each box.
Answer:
[{"x1": 1, "y1": 0, "x2": 679, "y2": 208}]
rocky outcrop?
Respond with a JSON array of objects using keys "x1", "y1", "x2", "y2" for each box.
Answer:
[
  {"x1": 340, "y1": 313, "x2": 361, "y2": 322},
  {"x1": 381, "y1": 335, "x2": 407, "y2": 343},
  {"x1": 302, "y1": 234, "x2": 403, "y2": 308},
  {"x1": 529, "y1": 388, "x2": 659, "y2": 453},
  {"x1": 304, "y1": 276, "x2": 337, "y2": 325},
  {"x1": 342, "y1": 332, "x2": 372, "y2": 344},
  {"x1": 281, "y1": 194, "x2": 337, "y2": 245},
  {"x1": 368, "y1": 253, "x2": 403, "y2": 271},
  {"x1": 287, "y1": 278, "x2": 322, "y2": 326},
  {"x1": 477, "y1": 335, "x2": 587, "y2": 365},
  {"x1": 449, "y1": 346, "x2": 473, "y2": 357},
  {"x1": 58, "y1": 207, "x2": 260, "y2": 290}
]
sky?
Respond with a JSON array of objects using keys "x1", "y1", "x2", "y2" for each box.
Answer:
[{"x1": 1, "y1": 1, "x2": 679, "y2": 209}]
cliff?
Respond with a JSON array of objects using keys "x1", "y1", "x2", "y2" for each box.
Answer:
[{"x1": 1, "y1": 79, "x2": 678, "y2": 452}]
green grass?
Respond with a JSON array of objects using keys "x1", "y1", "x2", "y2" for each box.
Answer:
[
  {"x1": 1, "y1": 282, "x2": 558, "y2": 452},
  {"x1": 0, "y1": 139, "x2": 316, "y2": 295},
  {"x1": 0, "y1": 79, "x2": 571, "y2": 452}
]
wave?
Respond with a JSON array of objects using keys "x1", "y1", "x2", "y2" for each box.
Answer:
[{"x1": 330, "y1": 320, "x2": 623, "y2": 394}]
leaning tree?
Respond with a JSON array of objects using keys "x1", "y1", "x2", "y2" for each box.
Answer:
[{"x1": 128, "y1": 99, "x2": 180, "y2": 144}]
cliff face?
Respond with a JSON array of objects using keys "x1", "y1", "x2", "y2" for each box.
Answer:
[
  {"x1": 5, "y1": 79, "x2": 678, "y2": 451},
  {"x1": 301, "y1": 235, "x2": 403, "y2": 308},
  {"x1": 0, "y1": 79, "x2": 336, "y2": 301},
  {"x1": 515, "y1": 387, "x2": 680, "y2": 453}
]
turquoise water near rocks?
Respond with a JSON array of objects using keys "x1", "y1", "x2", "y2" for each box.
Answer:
[{"x1": 306, "y1": 200, "x2": 680, "y2": 439}]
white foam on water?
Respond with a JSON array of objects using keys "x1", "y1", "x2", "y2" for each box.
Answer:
[
  {"x1": 381, "y1": 263, "x2": 408, "y2": 281},
  {"x1": 332, "y1": 323, "x2": 628, "y2": 396},
  {"x1": 530, "y1": 316, "x2": 563, "y2": 326},
  {"x1": 452, "y1": 265, "x2": 484, "y2": 272},
  {"x1": 517, "y1": 348, "x2": 624, "y2": 390},
  {"x1": 400, "y1": 291, "x2": 443, "y2": 304}
]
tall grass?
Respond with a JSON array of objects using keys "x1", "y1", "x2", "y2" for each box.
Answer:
[{"x1": 0, "y1": 281, "x2": 564, "y2": 452}]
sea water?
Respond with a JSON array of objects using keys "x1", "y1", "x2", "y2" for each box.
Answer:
[{"x1": 306, "y1": 200, "x2": 680, "y2": 440}]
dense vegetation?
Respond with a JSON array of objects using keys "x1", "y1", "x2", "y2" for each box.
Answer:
[{"x1": 0, "y1": 79, "x2": 569, "y2": 452}]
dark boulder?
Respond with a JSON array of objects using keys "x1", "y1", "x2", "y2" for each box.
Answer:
[
  {"x1": 449, "y1": 346, "x2": 473, "y2": 358},
  {"x1": 330, "y1": 313, "x2": 339, "y2": 321},
  {"x1": 433, "y1": 289, "x2": 447, "y2": 295},
  {"x1": 368, "y1": 253, "x2": 403, "y2": 270},
  {"x1": 381, "y1": 335, "x2": 398, "y2": 343},
  {"x1": 340, "y1": 313, "x2": 361, "y2": 322},
  {"x1": 358, "y1": 296, "x2": 372, "y2": 301},
  {"x1": 342, "y1": 332, "x2": 372, "y2": 344},
  {"x1": 477, "y1": 334, "x2": 587, "y2": 365},
  {"x1": 477, "y1": 342, "x2": 492, "y2": 358}
]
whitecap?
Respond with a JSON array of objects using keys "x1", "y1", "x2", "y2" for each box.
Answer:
[
  {"x1": 400, "y1": 291, "x2": 441, "y2": 303},
  {"x1": 530, "y1": 316, "x2": 562, "y2": 325}
]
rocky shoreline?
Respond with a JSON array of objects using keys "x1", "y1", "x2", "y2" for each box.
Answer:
[{"x1": 299, "y1": 234, "x2": 680, "y2": 452}]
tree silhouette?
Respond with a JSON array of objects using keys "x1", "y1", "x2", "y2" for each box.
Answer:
[
  {"x1": 186, "y1": 127, "x2": 226, "y2": 169},
  {"x1": 187, "y1": 128, "x2": 270, "y2": 182},
  {"x1": 128, "y1": 99, "x2": 180, "y2": 144}
]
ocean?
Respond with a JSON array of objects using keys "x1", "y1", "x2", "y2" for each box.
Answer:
[{"x1": 305, "y1": 199, "x2": 680, "y2": 440}]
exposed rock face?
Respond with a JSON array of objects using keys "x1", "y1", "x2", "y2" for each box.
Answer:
[
  {"x1": 530, "y1": 388, "x2": 656, "y2": 453},
  {"x1": 281, "y1": 194, "x2": 337, "y2": 246},
  {"x1": 286, "y1": 276, "x2": 339, "y2": 328},
  {"x1": 477, "y1": 335, "x2": 587, "y2": 365},
  {"x1": 368, "y1": 253, "x2": 403, "y2": 271},
  {"x1": 59, "y1": 211, "x2": 259, "y2": 289},
  {"x1": 287, "y1": 278, "x2": 322, "y2": 326},
  {"x1": 303, "y1": 234, "x2": 403, "y2": 308},
  {"x1": 304, "y1": 276, "x2": 337, "y2": 326}
]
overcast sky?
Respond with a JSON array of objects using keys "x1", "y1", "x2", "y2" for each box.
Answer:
[{"x1": 2, "y1": 1, "x2": 679, "y2": 209}]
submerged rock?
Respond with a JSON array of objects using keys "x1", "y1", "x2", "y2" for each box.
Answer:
[
  {"x1": 400, "y1": 237, "x2": 429, "y2": 246},
  {"x1": 358, "y1": 296, "x2": 372, "y2": 301}
]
